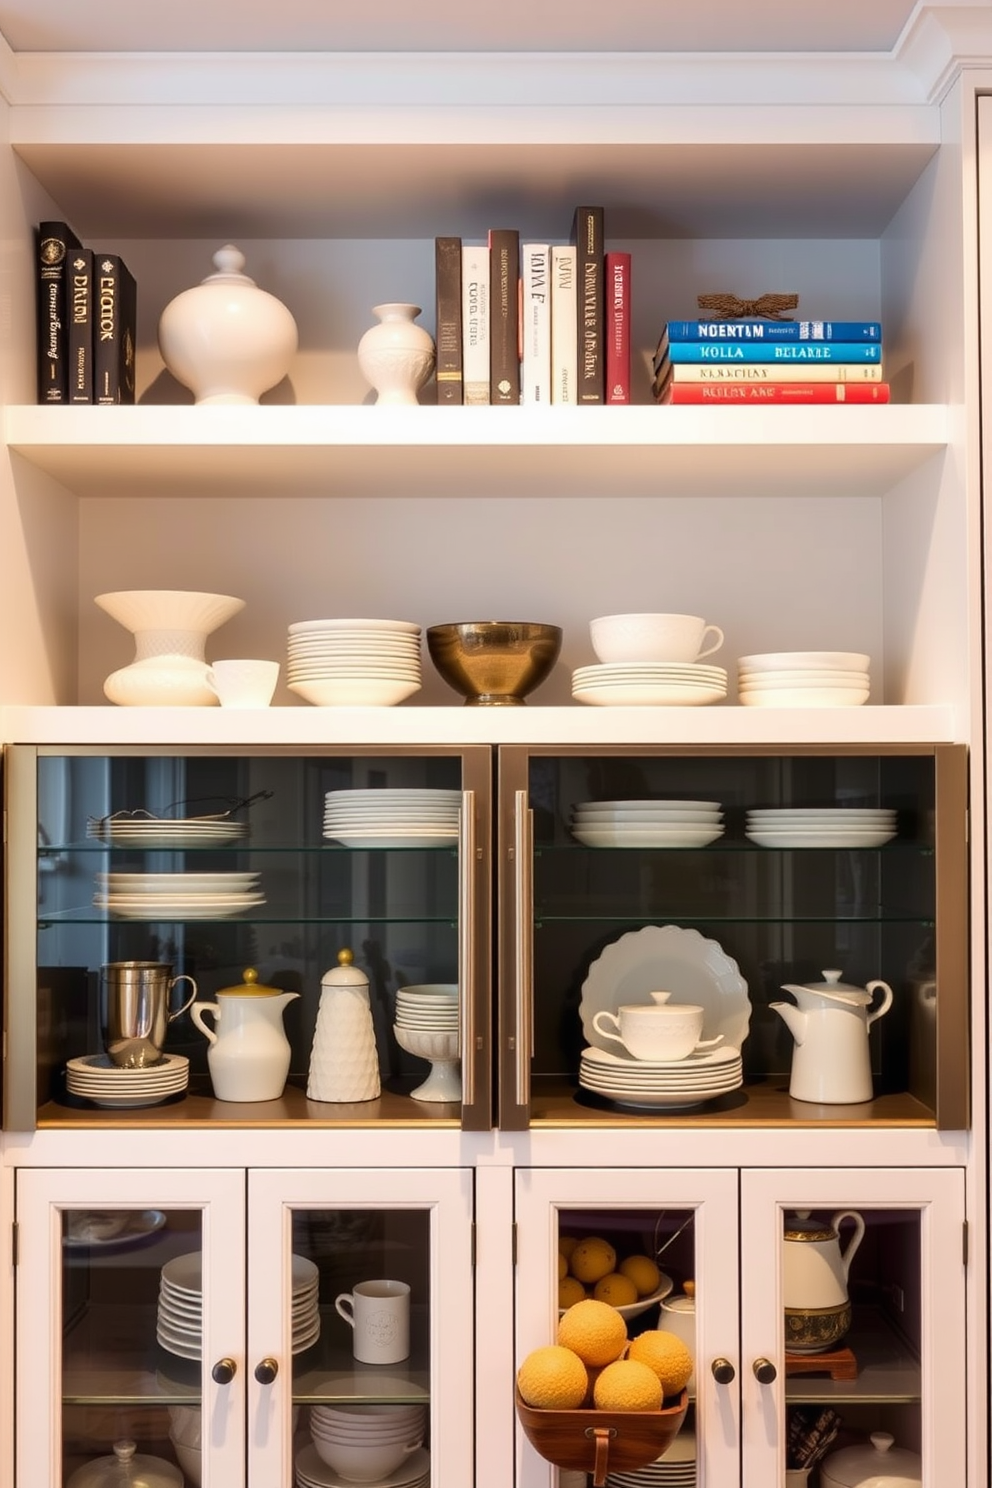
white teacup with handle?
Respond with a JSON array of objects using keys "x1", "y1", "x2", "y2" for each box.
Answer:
[
  {"x1": 590, "y1": 612, "x2": 725, "y2": 664},
  {"x1": 592, "y1": 993, "x2": 722, "y2": 1061},
  {"x1": 205, "y1": 658, "x2": 280, "y2": 707}
]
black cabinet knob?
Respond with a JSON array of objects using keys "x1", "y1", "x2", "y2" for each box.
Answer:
[
  {"x1": 211, "y1": 1358, "x2": 237, "y2": 1385},
  {"x1": 711, "y1": 1358, "x2": 736, "y2": 1384},
  {"x1": 752, "y1": 1357, "x2": 777, "y2": 1384},
  {"x1": 254, "y1": 1357, "x2": 279, "y2": 1385}
]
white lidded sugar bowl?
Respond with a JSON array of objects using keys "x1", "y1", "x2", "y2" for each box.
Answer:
[
  {"x1": 308, "y1": 948, "x2": 381, "y2": 1103},
  {"x1": 158, "y1": 244, "x2": 298, "y2": 404}
]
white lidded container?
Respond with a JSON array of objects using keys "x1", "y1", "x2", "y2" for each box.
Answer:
[{"x1": 819, "y1": 1432, "x2": 922, "y2": 1488}]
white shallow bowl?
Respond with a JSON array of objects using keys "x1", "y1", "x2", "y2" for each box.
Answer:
[
  {"x1": 739, "y1": 688, "x2": 869, "y2": 707},
  {"x1": 289, "y1": 678, "x2": 421, "y2": 706},
  {"x1": 288, "y1": 617, "x2": 421, "y2": 635},
  {"x1": 737, "y1": 650, "x2": 870, "y2": 671}
]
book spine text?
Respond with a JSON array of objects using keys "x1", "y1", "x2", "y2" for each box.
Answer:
[
  {"x1": 461, "y1": 245, "x2": 490, "y2": 405},
  {"x1": 521, "y1": 244, "x2": 551, "y2": 403},
  {"x1": 550, "y1": 246, "x2": 577, "y2": 404},
  {"x1": 572, "y1": 206, "x2": 604, "y2": 404},
  {"x1": 605, "y1": 251, "x2": 631, "y2": 404},
  {"x1": 488, "y1": 228, "x2": 521, "y2": 405},
  {"x1": 434, "y1": 236, "x2": 463, "y2": 405}
]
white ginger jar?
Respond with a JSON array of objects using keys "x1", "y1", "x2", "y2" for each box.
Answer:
[
  {"x1": 307, "y1": 948, "x2": 381, "y2": 1103},
  {"x1": 357, "y1": 303, "x2": 436, "y2": 405}
]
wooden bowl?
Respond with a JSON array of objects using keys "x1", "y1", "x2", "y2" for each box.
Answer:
[{"x1": 515, "y1": 1387, "x2": 689, "y2": 1487}]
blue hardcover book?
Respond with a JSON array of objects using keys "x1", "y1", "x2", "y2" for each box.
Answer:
[
  {"x1": 665, "y1": 319, "x2": 882, "y2": 342},
  {"x1": 665, "y1": 341, "x2": 882, "y2": 364}
]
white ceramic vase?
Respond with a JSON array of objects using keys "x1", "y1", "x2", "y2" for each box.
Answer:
[
  {"x1": 307, "y1": 950, "x2": 381, "y2": 1103},
  {"x1": 95, "y1": 589, "x2": 245, "y2": 706},
  {"x1": 158, "y1": 245, "x2": 299, "y2": 405},
  {"x1": 357, "y1": 303, "x2": 436, "y2": 405}
]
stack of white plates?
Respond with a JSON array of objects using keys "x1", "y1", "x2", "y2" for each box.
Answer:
[
  {"x1": 737, "y1": 651, "x2": 870, "y2": 707},
  {"x1": 578, "y1": 1044, "x2": 743, "y2": 1111},
  {"x1": 746, "y1": 807, "x2": 897, "y2": 848},
  {"x1": 570, "y1": 800, "x2": 724, "y2": 849},
  {"x1": 323, "y1": 788, "x2": 460, "y2": 848},
  {"x1": 287, "y1": 618, "x2": 422, "y2": 707},
  {"x1": 94, "y1": 871, "x2": 264, "y2": 919},
  {"x1": 65, "y1": 1052, "x2": 189, "y2": 1108},
  {"x1": 87, "y1": 810, "x2": 247, "y2": 849},
  {"x1": 395, "y1": 984, "x2": 459, "y2": 1031},
  {"x1": 608, "y1": 1428, "x2": 697, "y2": 1487},
  {"x1": 572, "y1": 663, "x2": 727, "y2": 708},
  {"x1": 158, "y1": 1251, "x2": 320, "y2": 1361},
  {"x1": 296, "y1": 1444, "x2": 430, "y2": 1488}
]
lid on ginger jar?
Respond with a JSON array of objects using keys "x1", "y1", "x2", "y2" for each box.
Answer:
[{"x1": 321, "y1": 947, "x2": 370, "y2": 990}]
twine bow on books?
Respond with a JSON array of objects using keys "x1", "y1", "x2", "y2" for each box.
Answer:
[{"x1": 697, "y1": 293, "x2": 799, "y2": 320}]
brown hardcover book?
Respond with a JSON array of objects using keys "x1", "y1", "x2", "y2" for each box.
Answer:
[
  {"x1": 571, "y1": 205, "x2": 605, "y2": 404},
  {"x1": 36, "y1": 221, "x2": 81, "y2": 403},
  {"x1": 93, "y1": 253, "x2": 137, "y2": 405},
  {"x1": 434, "y1": 236, "x2": 463, "y2": 404},
  {"x1": 488, "y1": 228, "x2": 520, "y2": 405}
]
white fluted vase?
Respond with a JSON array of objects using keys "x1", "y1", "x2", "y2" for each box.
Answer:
[
  {"x1": 307, "y1": 949, "x2": 381, "y2": 1103},
  {"x1": 357, "y1": 303, "x2": 435, "y2": 405},
  {"x1": 95, "y1": 589, "x2": 245, "y2": 706}
]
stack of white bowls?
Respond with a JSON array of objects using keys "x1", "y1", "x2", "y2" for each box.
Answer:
[
  {"x1": 737, "y1": 651, "x2": 870, "y2": 707},
  {"x1": 157, "y1": 1252, "x2": 320, "y2": 1361},
  {"x1": 570, "y1": 799, "x2": 724, "y2": 849},
  {"x1": 745, "y1": 806, "x2": 897, "y2": 848},
  {"x1": 94, "y1": 870, "x2": 264, "y2": 920},
  {"x1": 574, "y1": 613, "x2": 728, "y2": 707},
  {"x1": 287, "y1": 618, "x2": 422, "y2": 706},
  {"x1": 323, "y1": 788, "x2": 460, "y2": 849},
  {"x1": 307, "y1": 1402, "x2": 428, "y2": 1482},
  {"x1": 393, "y1": 984, "x2": 461, "y2": 1102}
]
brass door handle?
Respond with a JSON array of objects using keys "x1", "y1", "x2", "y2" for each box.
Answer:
[
  {"x1": 711, "y1": 1358, "x2": 736, "y2": 1384},
  {"x1": 254, "y1": 1357, "x2": 279, "y2": 1385},
  {"x1": 211, "y1": 1357, "x2": 237, "y2": 1385},
  {"x1": 752, "y1": 1357, "x2": 777, "y2": 1384}
]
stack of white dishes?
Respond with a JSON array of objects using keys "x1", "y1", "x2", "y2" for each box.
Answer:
[
  {"x1": 570, "y1": 800, "x2": 724, "y2": 849},
  {"x1": 296, "y1": 1444, "x2": 430, "y2": 1488},
  {"x1": 158, "y1": 1252, "x2": 319, "y2": 1361},
  {"x1": 745, "y1": 807, "x2": 898, "y2": 848},
  {"x1": 737, "y1": 651, "x2": 870, "y2": 707},
  {"x1": 323, "y1": 788, "x2": 460, "y2": 849},
  {"x1": 572, "y1": 662, "x2": 728, "y2": 708},
  {"x1": 393, "y1": 984, "x2": 461, "y2": 1103},
  {"x1": 578, "y1": 1043, "x2": 743, "y2": 1111},
  {"x1": 94, "y1": 871, "x2": 264, "y2": 919},
  {"x1": 87, "y1": 808, "x2": 247, "y2": 849},
  {"x1": 65, "y1": 1052, "x2": 189, "y2": 1108},
  {"x1": 287, "y1": 618, "x2": 422, "y2": 707},
  {"x1": 607, "y1": 1429, "x2": 697, "y2": 1487},
  {"x1": 309, "y1": 1402, "x2": 427, "y2": 1476}
]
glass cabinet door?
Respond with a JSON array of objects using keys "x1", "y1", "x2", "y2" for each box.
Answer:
[
  {"x1": 16, "y1": 1167, "x2": 247, "y2": 1488},
  {"x1": 247, "y1": 1167, "x2": 475, "y2": 1488},
  {"x1": 513, "y1": 1166, "x2": 741, "y2": 1488}
]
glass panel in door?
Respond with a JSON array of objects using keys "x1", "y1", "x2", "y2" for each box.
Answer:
[
  {"x1": 16, "y1": 1168, "x2": 246, "y2": 1488},
  {"x1": 248, "y1": 1167, "x2": 474, "y2": 1488}
]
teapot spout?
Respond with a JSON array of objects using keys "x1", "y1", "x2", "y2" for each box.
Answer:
[{"x1": 770, "y1": 1000, "x2": 807, "y2": 1046}]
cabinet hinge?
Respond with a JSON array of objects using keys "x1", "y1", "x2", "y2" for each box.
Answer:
[
  {"x1": 470, "y1": 1223, "x2": 476, "y2": 1268},
  {"x1": 11, "y1": 1221, "x2": 18, "y2": 1267},
  {"x1": 511, "y1": 1222, "x2": 518, "y2": 1266},
  {"x1": 963, "y1": 1220, "x2": 969, "y2": 1265}
]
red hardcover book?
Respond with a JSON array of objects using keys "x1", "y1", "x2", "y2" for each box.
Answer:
[
  {"x1": 662, "y1": 382, "x2": 891, "y2": 405},
  {"x1": 605, "y1": 251, "x2": 631, "y2": 404}
]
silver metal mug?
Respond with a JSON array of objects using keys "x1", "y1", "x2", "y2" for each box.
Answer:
[{"x1": 100, "y1": 961, "x2": 197, "y2": 1068}]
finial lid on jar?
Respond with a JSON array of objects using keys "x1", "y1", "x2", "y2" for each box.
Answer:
[
  {"x1": 321, "y1": 948, "x2": 369, "y2": 989},
  {"x1": 201, "y1": 245, "x2": 255, "y2": 285}
]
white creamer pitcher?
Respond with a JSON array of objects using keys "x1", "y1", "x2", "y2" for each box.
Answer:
[{"x1": 190, "y1": 967, "x2": 298, "y2": 1102}]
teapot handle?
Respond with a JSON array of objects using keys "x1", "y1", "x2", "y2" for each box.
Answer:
[
  {"x1": 831, "y1": 1209, "x2": 866, "y2": 1278},
  {"x1": 190, "y1": 1000, "x2": 220, "y2": 1046},
  {"x1": 865, "y1": 979, "x2": 894, "y2": 1026}
]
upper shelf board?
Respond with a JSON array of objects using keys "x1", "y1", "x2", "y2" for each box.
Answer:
[{"x1": 6, "y1": 405, "x2": 948, "y2": 501}]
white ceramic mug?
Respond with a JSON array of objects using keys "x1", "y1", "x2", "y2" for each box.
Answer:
[
  {"x1": 205, "y1": 658, "x2": 280, "y2": 707},
  {"x1": 659, "y1": 1294, "x2": 697, "y2": 1393},
  {"x1": 334, "y1": 1279, "x2": 411, "y2": 1364},
  {"x1": 593, "y1": 1002, "x2": 709, "y2": 1061},
  {"x1": 590, "y1": 612, "x2": 725, "y2": 664}
]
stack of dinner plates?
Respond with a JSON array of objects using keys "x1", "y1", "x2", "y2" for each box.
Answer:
[
  {"x1": 87, "y1": 809, "x2": 247, "y2": 849},
  {"x1": 570, "y1": 800, "x2": 724, "y2": 849},
  {"x1": 395, "y1": 984, "x2": 459, "y2": 1032},
  {"x1": 572, "y1": 662, "x2": 727, "y2": 708},
  {"x1": 607, "y1": 1428, "x2": 697, "y2": 1487},
  {"x1": 296, "y1": 1444, "x2": 430, "y2": 1488},
  {"x1": 94, "y1": 871, "x2": 264, "y2": 919},
  {"x1": 578, "y1": 1044, "x2": 743, "y2": 1111},
  {"x1": 157, "y1": 1251, "x2": 320, "y2": 1361},
  {"x1": 745, "y1": 807, "x2": 897, "y2": 848},
  {"x1": 323, "y1": 788, "x2": 460, "y2": 849},
  {"x1": 65, "y1": 1052, "x2": 189, "y2": 1108},
  {"x1": 737, "y1": 651, "x2": 870, "y2": 707},
  {"x1": 287, "y1": 618, "x2": 422, "y2": 707}
]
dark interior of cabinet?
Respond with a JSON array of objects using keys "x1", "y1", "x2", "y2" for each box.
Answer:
[{"x1": 526, "y1": 753, "x2": 939, "y2": 1111}]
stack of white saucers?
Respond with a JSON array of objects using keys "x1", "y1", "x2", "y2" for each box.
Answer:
[
  {"x1": 94, "y1": 871, "x2": 264, "y2": 919},
  {"x1": 607, "y1": 1429, "x2": 697, "y2": 1487},
  {"x1": 395, "y1": 984, "x2": 459, "y2": 1031},
  {"x1": 570, "y1": 800, "x2": 724, "y2": 848},
  {"x1": 296, "y1": 1444, "x2": 430, "y2": 1488},
  {"x1": 65, "y1": 1052, "x2": 189, "y2": 1108},
  {"x1": 393, "y1": 985, "x2": 461, "y2": 1100},
  {"x1": 157, "y1": 1252, "x2": 319, "y2": 1361},
  {"x1": 578, "y1": 1044, "x2": 743, "y2": 1111},
  {"x1": 323, "y1": 788, "x2": 460, "y2": 848},
  {"x1": 745, "y1": 806, "x2": 897, "y2": 848},
  {"x1": 87, "y1": 809, "x2": 248, "y2": 849},
  {"x1": 737, "y1": 651, "x2": 870, "y2": 707},
  {"x1": 572, "y1": 662, "x2": 727, "y2": 708},
  {"x1": 287, "y1": 618, "x2": 422, "y2": 707}
]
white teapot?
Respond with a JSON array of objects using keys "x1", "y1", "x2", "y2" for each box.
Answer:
[
  {"x1": 783, "y1": 1208, "x2": 865, "y2": 1354},
  {"x1": 770, "y1": 969, "x2": 893, "y2": 1104}
]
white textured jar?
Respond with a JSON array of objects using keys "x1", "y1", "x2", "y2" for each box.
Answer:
[
  {"x1": 357, "y1": 303, "x2": 436, "y2": 405},
  {"x1": 158, "y1": 245, "x2": 298, "y2": 404}
]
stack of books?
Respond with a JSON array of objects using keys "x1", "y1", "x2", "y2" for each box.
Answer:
[
  {"x1": 434, "y1": 209, "x2": 631, "y2": 407},
  {"x1": 35, "y1": 221, "x2": 137, "y2": 405},
  {"x1": 651, "y1": 318, "x2": 888, "y2": 404}
]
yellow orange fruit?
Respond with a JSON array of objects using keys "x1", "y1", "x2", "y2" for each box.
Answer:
[
  {"x1": 516, "y1": 1345, "x2": 588, "y2": 1410},
  {"x1": 593, "y1": 1272, "x2": 639, "y2": 1307},
  {"x1": 557, "y1": 1297, "x2": 628, "y2": 1367},
  {"x1": 593, "y1": 1358, "x2": 664, "y2": 1412},
  {"x1": 569, "y1": 1236, "x2": 617, "y2": 1284},
  {"x1": 619, "y1": 1254, "x2": 663, "y2": 1297},
  {"x1": 558, "y1": 1235, "x2": 578, "y2": 1260},
  {"x1": 559, "y1": 1252, "x2": 569, "y2": 1281},
  {"x1": 626, "y1": 1330, "x2": 694, "y2": 1396},
  {"x1": 558, "y1": 1275, "x2": 587, "y2": 1309}
]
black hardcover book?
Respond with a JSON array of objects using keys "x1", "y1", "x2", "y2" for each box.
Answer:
[
  {"x1": 435, "y1": 236, "x2": 463, "y2": 404},
  {"x1": 36, "y1": 221, "x2": 81, "y2": 403},
  {"x1": 93, "y1": 253, "x2": 137, "y2": 405},
  {"x1": 67, "y1": 247, "x2": 94, "y2": 404},
  {"x1": 488, "y1": 227, "x2": 520, "y2": 405},
  {"x1": 571, "y1": 205, "x2": 605, "y2": 404}
]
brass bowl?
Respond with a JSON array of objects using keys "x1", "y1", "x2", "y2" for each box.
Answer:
[
  {"x1": 426, "y1": 621, "x2": 562, "y2": 706},
  {"x1": 515, "y1": 1387, "x2": 688, "y2": 1487}
]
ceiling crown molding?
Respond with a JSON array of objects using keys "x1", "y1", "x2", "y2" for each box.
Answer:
[{"x1": 897, "y1": 4, "x2": 992, "y2": 100}]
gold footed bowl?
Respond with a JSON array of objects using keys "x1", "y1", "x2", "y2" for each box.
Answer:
[{"x1": 426, "y1": 621, "x2": 562, "y2": 705}]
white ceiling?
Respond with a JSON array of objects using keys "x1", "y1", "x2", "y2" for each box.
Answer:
[{"x1": 0, "y1": 0, "x2": 927, "y2": 56}]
